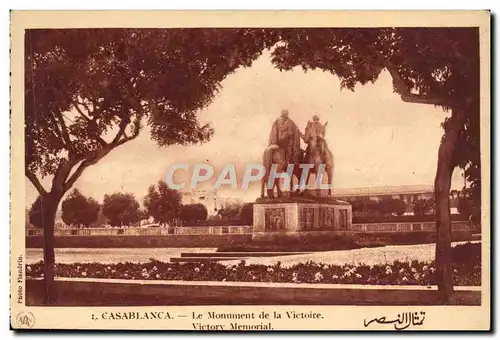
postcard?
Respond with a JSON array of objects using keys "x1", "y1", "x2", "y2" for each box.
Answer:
[{"x1": 10, "y1": 10, "x2": 491, "y2": 331}]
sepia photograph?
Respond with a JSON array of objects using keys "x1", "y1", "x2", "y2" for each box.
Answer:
[{"x1": 10, "y1": 10, "x2": 490, "y2": 331}]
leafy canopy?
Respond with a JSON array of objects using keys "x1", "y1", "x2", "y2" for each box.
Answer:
[
  {"x1": 413, "y1": 198, "x2": 436, "y2": 217},
  {"x1": 25, "y1": 28, "x2": 278, "y2": 195},
  {"x1": 61, "y1": 189, "x2": 101, "y2": 227},
  {"x1": 271, "y1": 27, "x2": 480, "y2": 192},
  {"x1": 180, "y1": 203, "x2": 208, "y2": 223},
  {"x1": 102, "y1": 192, "x2": 141, "y2": 227},
  {"x1": 239, "y1": 202, "x2": 254, "y2": 224},
  {"x1": 143, "y1": 181, "x2": 182, "y2": 226},
  {"x1": 28, "y1": 196, "x2": 44, "y2": 228},
  {"x1": 26, "y1": 28, "x2": 480, "y2": 208},
  {"x1": 217, "y1": 203, "x2": 242, "y2": 220}
]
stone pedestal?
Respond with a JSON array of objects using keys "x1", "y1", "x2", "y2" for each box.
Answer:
[{"x1": 252, "y1": 197, "x2": 352, "y2": 241}]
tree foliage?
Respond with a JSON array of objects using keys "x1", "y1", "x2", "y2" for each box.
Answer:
[
  {"x1": 24, "y1": 28, "x2": 279, "y2": 303},
  {"x1": 217, "y1": 203, "x2": 242, "y2": 220},
  {"x1": 102, "y1": 192, "x2": 141, "y2": 227},
  {"x1": 350, "y1": 197, "x2": 408, "y2": 217},
  {"x1": 381, "y1": 198, "x2": 407, "y2": 216},
  {"x1": 270, "y1": 28, "x2": 480, "y2": 184},
  {"x1": 24, "y1": 27, "x2": 481, "y2": 303},
  {"x1": 61, "y1": 189, "x2": 100, "y2": 227},
  {"x1": 143, "y1": 181, "x2": 182, "y2": 226},
  {"x1": 269, "y1": 27, "x2": 480, "y2": 299},
  {"x1": 239, "y1": 202, "x2": 254, "y2": 224},
  {"x1": 180, "y1": 203, "x2": 208, "y2": 224},
  {"x1": 25, "y1": 28, "x2": 279, "y2": 193},
  {"x1": 28, "y1": 196, "x2": 45, "y2": 229},
  {"x1": 413, "y1": 198, "x2": 436, "y2": 217},
  {"x1": 457, "y1": 188, "x2": 481, "y2": 223}
]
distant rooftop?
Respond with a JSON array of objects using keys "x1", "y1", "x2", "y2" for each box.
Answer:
[
  {"x1": 180, "y1": 188, "x2": 218, "y2": 195},
  {"x1": 332, "y1": 185, "x2": 434, "y2": 197}
]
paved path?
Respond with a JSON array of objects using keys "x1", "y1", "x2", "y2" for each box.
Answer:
[
  {"x1": 26, "y1": 248, "x2": 217, "y2": 264},
  {"x1": 26, "y1": 241, "x2": 479, "y2": 266},
  {"x1": 224, "y1": 241, "x2": 479, "y2": 267}
]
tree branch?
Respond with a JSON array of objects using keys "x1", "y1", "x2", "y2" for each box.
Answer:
[
  {"x1": 384, "y1": 64, "x2": 453, "y2": 107},
  {"x1": 62, "y1": 114, "x2": 140, "y2": 193},
  {"x1": 72, "y1": 101, "x2": 108, "y2": 147},
  {"x1": 111, "y1": 116, "x2": 131, "y2": 145},
  {"x1": 47, "y1": 114, "x2": 64, "y2": 143},
  {"x1": 63, "y1": 146, "x2": 113, "y2": 192},
  {"x1": 53, "y1": 111, "x2": 76, "y2": 155},
  {"x1": 79, "y1": 83, "x2": 102, "y2": 112},
  {"x1": 77, "y1": 99, "x2": 94, "y2": 117},
  {"x1": 72, "y1": 101, "x2": 92, "y2": 121},
  {"x1": 366, "y1": 43, "x2": 453, "y2": 108},
  {"x1": 63, "y1": 161, "x2": 88, "y2": 193},
  {"x1": 116, "y1": 118, "x2": 141, "y2": 146},
  {"x1": 51, "y1": 159, "x2": 77, "y2": 194},
  {"x1": 25, "y1": 170, "x2": 47, "y2": 196}
]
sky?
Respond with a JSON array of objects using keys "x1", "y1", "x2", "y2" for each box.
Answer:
[{"x1": 25, "y1": 50, "x2": 465, "y2": 207}]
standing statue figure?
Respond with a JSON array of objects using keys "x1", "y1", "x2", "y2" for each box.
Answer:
[
  {"x1": 301, "y1": 115, "x2": 334, "y2": 196},
  {"x1": 310, "y1": 114, "x2": 327, "y2": 157},
  {"x1": 268, "y1": 109, "x2": 302, "y2": 164},
  {"x1": 261, "y1": 109, "x2": 303, "y2": 198}
]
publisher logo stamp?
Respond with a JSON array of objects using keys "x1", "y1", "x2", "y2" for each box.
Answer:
[{"x1": 15, "y1": 312, "x2": 35, "y2": 328}]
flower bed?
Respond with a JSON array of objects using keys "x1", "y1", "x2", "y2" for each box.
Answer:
[{"x1": 26, "y1": 242, "x2": 481, "y2": 286}]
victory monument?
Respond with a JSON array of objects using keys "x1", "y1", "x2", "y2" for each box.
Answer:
[{"x1": 252, "y1": 110, "x2": 352, "y2": 241}]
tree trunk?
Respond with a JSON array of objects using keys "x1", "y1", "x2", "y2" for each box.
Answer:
[
  {"x1": 434, "y1": 108, "x2": 464, "y2": 304},
  {"x1": 41, "y1": 193, "x2": 62, "y2": 305}
]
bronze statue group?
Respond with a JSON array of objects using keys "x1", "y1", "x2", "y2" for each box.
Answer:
[{"x1": 262, "y1": 109, "x2": 334, "y2": 198}]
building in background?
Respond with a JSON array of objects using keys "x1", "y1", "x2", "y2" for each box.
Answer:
[
  {"x1": 181, "y1": 189, "x2": 218, "y2": 215},
  {"x1": 181, "y1": 189, "x2": 244, "y2": 216},
  {"x1": 333, "y1": 185, "x2": 459, "y2": 215}
]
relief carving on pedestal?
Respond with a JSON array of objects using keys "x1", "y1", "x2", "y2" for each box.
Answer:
[
  {"x1": 300, "y1": 207, "x2": 315, "y2": 230},
  {"x1": 264, "y1": 208, "x2": 286, "y2": 231},
  {"x1": 319, "y1": 206, "x2": 335, "y2": 228},
  {"x1": 339, "y1": 208, "x2": 348, "y2": 230}
]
